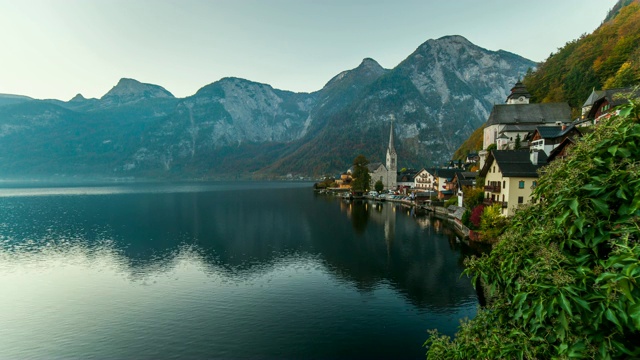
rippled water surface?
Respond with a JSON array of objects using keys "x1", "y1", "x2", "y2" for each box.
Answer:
[{"x1": 0, "y1": 181, "x2": 480, "y2": 359}]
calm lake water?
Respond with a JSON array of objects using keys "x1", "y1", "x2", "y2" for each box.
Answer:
[{"x1": 0, "y1": 181, "x2": 480, "y2": 359}]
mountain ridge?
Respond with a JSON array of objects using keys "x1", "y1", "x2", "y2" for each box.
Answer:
[{"x1": 0, "y1": 35, "x2": 534, "y2": 179}]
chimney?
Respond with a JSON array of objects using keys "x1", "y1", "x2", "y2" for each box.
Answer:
[
  {"x1": 562, "y1": 124, "x2": 567, "y2": 131},
  {"x1": 530, "y1": 150, "x2": 539, "y2": 165}
]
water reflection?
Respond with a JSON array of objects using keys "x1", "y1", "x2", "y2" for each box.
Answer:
[
  {"x1": 0, "y1": 184, "x2": 479, "y2": 311},
  {"x1": 0, "y1": 183, "x2": 479, "y2": 359}
]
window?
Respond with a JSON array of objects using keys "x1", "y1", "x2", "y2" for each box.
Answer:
[
  {"x1": 502, "y1": 180, "x2": 505, "y2": 188},
  {"x1": 532, "y1": 181, "x2": 537, "y2": 188},
  {"x1": 492, "y1": 166, "x2": 495, "y2": 173},
  {"x1": 518, "y1": 196, "x2": 524, "y2": 204},
  {"x1": 519, "y1": 180, "x2": 525, "y2": 189}
]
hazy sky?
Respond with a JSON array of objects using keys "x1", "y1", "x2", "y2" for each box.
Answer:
[{"x1": 0, "y1": 0, "x2": 617, "y2": 100}]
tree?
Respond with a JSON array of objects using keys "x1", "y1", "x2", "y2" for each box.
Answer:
[
  {"x1": 374, "y1": 179, "x2": 384, "y2": 192},
  {"x1": 462, "y1": 186, "x2": 484, "y2": 209},
  {"x1": 468, "y1": 204, "x2": 484, "y2": 230},
  {"x1": 351, "y1": 154, "x2": 371, "y2": 192},
  {"x1": 479, "y1": 203, "x2": 508, "y2": 240},
  {"x1": 425, "y1": 99, "x2": 640, "y2": 359},
  {"x1": 514, "y1": 134, "x2": 522, "y2": 150}
]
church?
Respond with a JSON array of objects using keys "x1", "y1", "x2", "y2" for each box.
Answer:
[{"x1": 366, "y1": 122, "x2": 397, "y2": 191}]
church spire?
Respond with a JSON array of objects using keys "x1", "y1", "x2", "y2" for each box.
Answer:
[
  {"x1": 388, "y1": 119, "x2": 396, "y2": 155},
  {"x1": 386, "y1": 119, "x2": 397, "y2": 175}
]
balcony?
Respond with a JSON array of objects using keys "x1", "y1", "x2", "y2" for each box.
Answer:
[
  {"x1": 484, "y1": 184, "x2": 501, "y2": 193},
  {"x1": 484, "y1": 199, "x2": 508, "y2": 208}
]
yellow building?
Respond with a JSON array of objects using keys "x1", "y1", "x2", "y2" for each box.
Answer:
[{"x1": 479, "y1": 150, "x2": 547, "y2": 216}]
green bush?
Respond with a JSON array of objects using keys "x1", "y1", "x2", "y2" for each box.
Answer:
[
  {"x1": 479, "y1": 203, "x2": 508, "y2": 240},
  {"x1": 425, "y1": 100, "x2": 640, "y2": 359},
  {"x1": 444, "y1": 196, "x2": 458, "y2": 207}
]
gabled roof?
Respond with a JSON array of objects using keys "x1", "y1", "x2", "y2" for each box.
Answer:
[
  {"x1": 434, "y1": 168, "x2": 459, "y2": 180},
  {"x1": 486, "y1": 103, "x2": 571, "y2": 126},
  {"x1": 583, "y1": 87, "x2": 639, "y2": 108},
  {"x1": 460, "y1": 171, "x2": 478, "y2": 179},
  {"x1": 367, "y1": 162, "x2": 385, "y2": 172},
  {"x1": 582, "y1": 89, "x2": 606, "y2": 108},
  {"x1": 547, "y1": 138, "x2": 576, "y2": 163},
  {"x1": 480, "y1": 150, "x2": 547, "y2": 178},
  {"x1": 534, "y1": 124, "x2": 581, "y2": 140},
  {"x1": 416, "y1": 168, "x2": 436, "y2": 177}
]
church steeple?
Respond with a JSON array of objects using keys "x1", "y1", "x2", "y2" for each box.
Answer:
[
  {"x1": 506, "y1": 80, "x2": 531, "y2": 104},
  {"x1": 386, "y1": 120, "x2": 397, "y2": 172}
]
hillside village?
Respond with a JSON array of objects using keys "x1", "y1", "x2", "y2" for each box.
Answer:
[{"x1": 324, "y1": 81, "x2": 639, "y2": 222}]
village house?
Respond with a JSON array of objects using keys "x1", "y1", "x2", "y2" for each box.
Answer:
[
  {"x1": 452, "y1": 171, "x2": 478, "y2": 207},
  {"x1": 528, "y1": 124, "x2": 582, "y2": 156},
  {"x1": 479, "y1": 81, "x2": 571, "y2": 168},
  {"x1": 581, "y1": 87, "x2": 640, "y2": 125},
  {"x1": 434, "y1": 168, "x2": 458, "y2": 200},
  {"x1": 414, "y1": 168, "x2": 436, "y2": 191},
  {"x1": 479, "y1": 149, "x2": 547, "y2": 216},
  {"x1": 397, "y1": 169, "x2": 417, "y2": 193}
]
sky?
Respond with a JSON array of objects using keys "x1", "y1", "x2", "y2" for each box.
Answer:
[{"x1": 0, "y1": 0, "x2": 618, "y2": 100}]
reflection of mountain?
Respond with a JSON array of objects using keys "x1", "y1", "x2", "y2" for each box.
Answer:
[{"x1": 0, "y1": 184, "x2": 478, "y2": 308}]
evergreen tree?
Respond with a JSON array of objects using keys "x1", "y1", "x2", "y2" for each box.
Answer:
[{"x1": 351, "y1": 155, "x2": 371, "y2": 192}]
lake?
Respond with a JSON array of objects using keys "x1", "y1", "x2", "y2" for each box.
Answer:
[{"x1": 0, "y1": 181, "x2": 480, "y2": 359}]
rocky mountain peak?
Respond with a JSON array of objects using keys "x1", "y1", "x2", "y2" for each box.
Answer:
[
  {"x1": 358, "y1": 58, "x2": 385, "y2": 73},
  {"x1": 69, "y1": 93, "x2": 87, "y2": 102},
  {"x1": 322, "y1": 58, "x2": 388, "y2": 91},
  {"x1": 101, "y1": 78, "x2": 174, "y2": 105}
]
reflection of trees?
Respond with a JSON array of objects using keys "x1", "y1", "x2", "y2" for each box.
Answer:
[
  {"x1": 0, "y1": 187, "x2": 481, "y2": 309},
  {"x1": 313, "y1": 200, "x2": 480, "y2": 309},
  {"x1": 349, "y1": 201, "x2": 369, "y2": 234}
]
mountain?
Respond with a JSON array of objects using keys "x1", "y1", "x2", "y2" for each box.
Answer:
[
  {"x1": 523, "y1": 0, "x2": 640, "y2": 113},
  {"x1": 101, "y1": 78, "x2": 175, "y2": 106},
  {"x1": 266, "y1": 35, "x2": 534, "y2": 175},
  {"x1": 0, "y1": 36, "x2": 534, "y2": 179},
  {"x1": 0, "y1": 93, "x2": 33, "y2": 107}
]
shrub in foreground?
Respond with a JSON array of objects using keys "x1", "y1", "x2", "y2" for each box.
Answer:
[{"x1": 425, "y1": 100, "x2": 640, "y2": 359}]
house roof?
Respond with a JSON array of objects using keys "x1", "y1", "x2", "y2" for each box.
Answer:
[
  {"x1": 434, "y1": 168, "x2": 459, "y2": 180},
  {"x1": 459, "y1": 179, "x2": 475, "y2": 187},
  {"x1": 486, "y1": 103, "x2": 571, "y2": 126},
  {"x1": 460, "y1": 172, "x2": 478, "y2": 179},
  {"x1": 582, "y1": 89, "x2": 606, "y2": 108},
  {"x1": 367, "y1": 162, "x2": 385, "y2": 172},
  {"x1": 534, "y1": 124, "x2": 581, "y2": 140},
  {"x1": 583, "y1": 87, "x2": 639, "y2": 108},
  {"x1": 397, "y1": 173, "x2": 416, "y2": 182},
  {"x1": 480, "y1": 150, "x2": 548, "y2": 178},
  {"x1": 547, "y1": 137, "x2": 576, "y2": 162}
]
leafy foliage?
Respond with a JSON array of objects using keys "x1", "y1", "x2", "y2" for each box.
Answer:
[
  {"x1": 425, "y1": 100, "x2": 640, "y2": 359},
  {"x1": 469, "y1": 204, "x2": 484, "y2": 230},
  {"x1": 351, "y1": 155, "x2": 371, "y2": 192},
  {"x1": 452, "y1": 124, "x2": 484, "y2": 161},
  {"x1": 462, "y1": 186, "x2": 484, "y2": 209},
  {"x1": 374, "y1": 180, "x2": 384, "y2": 192},
  {"x1": 479, "y1": 204, "x2": 508, "y2": 240},
  {"x1": 523, "y1": 3, "x2": 640, "y2": 112},
  {"x1": 444, "y1": 196, "x2": 458, "y2": 207}
]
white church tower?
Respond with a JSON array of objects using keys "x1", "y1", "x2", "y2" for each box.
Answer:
[{"x1": 385, "y1": 120, "x2": 397, "y2": 190}]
